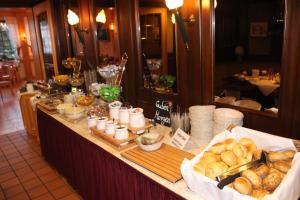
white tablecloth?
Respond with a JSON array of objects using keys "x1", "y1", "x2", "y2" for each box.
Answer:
[{"x1": 247, "y1": 78, "x2": 280, "y2": 96}]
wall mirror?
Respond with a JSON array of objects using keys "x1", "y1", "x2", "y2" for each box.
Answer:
[
  {"x1": 138, "y1": 0, "x2": 177, "y2": 94},
  {"x1": 94, "y1": 0, "x2": 120, "y2": 66},
  {"x1": 214, "y1": 0, "x2": 285, "y2": 115}
]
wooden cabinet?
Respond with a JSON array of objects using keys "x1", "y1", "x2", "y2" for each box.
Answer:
[{"x1": 19, "y1": 92, "x2": 39, "y2": 139}]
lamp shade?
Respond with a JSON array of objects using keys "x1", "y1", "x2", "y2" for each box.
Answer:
[
  {"x1": 171, "y1": 14, "x2": 175, "y2": 24},
  {"x1": 67, "y1": 9, "x2": 79, "y2": 26},
  {"x1": 96, "y1": 9, "x2": 106, "y2": 23},
  {"x1": 165, "y1": 0, "x2": 183, "y2": 10}
]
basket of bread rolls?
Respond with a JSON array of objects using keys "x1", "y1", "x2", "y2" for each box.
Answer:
[{"x1": 181, "y1": 126, "x2": 300, "y2": 200}]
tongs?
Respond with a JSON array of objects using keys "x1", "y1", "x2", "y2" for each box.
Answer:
[{"x1": 216, "y1": 151, "x2": 267, "y2": 189}]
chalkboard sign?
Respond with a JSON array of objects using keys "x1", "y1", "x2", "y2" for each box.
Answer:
[{"x1": 154, "y1": 100, "x2": 172, "y2": 127}]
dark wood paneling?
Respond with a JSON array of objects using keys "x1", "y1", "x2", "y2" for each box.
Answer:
[{"x1": 0, "y1": 0, "x2": 43, "y2": 7}]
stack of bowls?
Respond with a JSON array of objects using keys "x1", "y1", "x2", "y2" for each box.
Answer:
[
  {"x1": 213, "y1": 108, "x2": 244, "y2": 136},
  {"x1": 189, "y1": 105, "x2": 216, "y2": 146}
]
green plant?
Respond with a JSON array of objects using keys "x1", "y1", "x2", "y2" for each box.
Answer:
[
  {"x1": 158, "y1": 75, "x2": 176, "y2": 88},
  {"x1": 99, "y1": 85, "x2": 121, "y2": 102}
]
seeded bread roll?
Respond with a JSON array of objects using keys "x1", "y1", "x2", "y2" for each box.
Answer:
[
  {"x1": 211, "y1": 142, "x2": 226, "y2": 154},
  {"x1": 205, "y1": 161, "x2": 228, "y2": 180},
  {"x1": 224, "y1": 138, "x2": 237, "y2": 150},
  {"x1": 241, "y1": 169, "x2": 262, "y2": 189},
  {"x1": 263, "y1": 172, "x2": 282, "y2": 191},
  {"x1": 233, "y1": 177, "x2": 252, "y2": 195},
  {"x1": 221, "y1": 150, "x2": 237, "y2": 166},
  {"x1": 251, "y1": 189, "x2": 270, "y2": 200},
  {"x1": 255, "y1": 164, "x2": 269, "y2": 179},
  {"x1": 233, "y1": 143, "x2": 248, "y2": 158},
  {"x1": 273, "y1": 160, "x2": 291, "y2": 173}
]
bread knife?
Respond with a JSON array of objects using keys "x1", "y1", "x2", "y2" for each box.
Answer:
[{"x1": 216, "y1": 151, "x2": 267, "y2": 189}]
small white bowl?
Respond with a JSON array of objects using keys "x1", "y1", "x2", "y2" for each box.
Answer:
[
  {"x1": 56, "y1": 103, "x2": 73, "y2": 115},
  {"x1": 136, "y1": 133, "x2": 163, "y2": 151},
  {"x1": 64, "y1": 107, "x2": 85, "y2": 120}
]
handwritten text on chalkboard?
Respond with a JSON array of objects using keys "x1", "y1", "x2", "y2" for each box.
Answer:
[{"x1": 154, "y1": 100, "x2": 172, "y2": 126}]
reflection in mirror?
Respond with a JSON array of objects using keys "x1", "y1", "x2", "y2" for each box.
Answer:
[
  {"x1": 139, "y1": 0, "x2": 177, "y2": 94},
  {"x1": 214, "y1": 0, "x2": 284, "y2": 114},
  {"x1": 95, "y1": 0, "x2": 120, "y2": 66}
]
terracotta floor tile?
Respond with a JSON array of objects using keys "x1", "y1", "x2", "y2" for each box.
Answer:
[
  {"x1": 36, "y1": 166, "x2": 54, "y2": 177},
  {"x1": 1, "y1": 177, "x2": 20, "y2": 189},
  {"x1": 60, "y1": 193, "x2": 82, "y2": 200},
  {"x1": 18, "y1": 172, "x2": 37, "y2": 183},
  {"x1": 5, "y1": 152, "x2": 20, "y2": 160},
  {"x1": 8, "y1": 156, "x2": 24, "y2": 165},
  {"x1": 15, "y1": 166, "x2": 32, "y2": 177},
  {"x1": 11, "y1": 161, "x2": 28, "y2": 171},
  {"x1": 32, "y1": 193, "x2": 55, "y2": 200},
  {"x1": 22, "y1": 178, "x2": 42, "y2": 191},
  {"x1": 51, "y1": 185, "x2": 73, "y2": 199},
  {"x1": 22, "y1": 152, "x2": 38, "y2": 160},
  {"x1": 26, "y1": 157, "x2": 42, "y2": 165},
  {"x1": 0, "y1": 160, "x2": 9, "y2": 169},
  {"x1": 45, "y1": 178, "x2": 66, "y2": 191},
  {"x1": 0, "y1": 165, "x2": 12, "y2": 175},
  {"x1": 39, "y1": 172, "x2": 59, "y2": 184},
  {"x1": 3, "y1": 184, "x2": 25, "y2": 198},
  {"x1": 6, "y1": 192, "x2": 30, "y2": 200},
  {"x1": 0, "y1": 171, "x2": 16, "y2": 182},
  {"x1": 30, "y1": 160, "x2": 47, "y2": 171},
  {"x1": 27, "y1": 185, "x2": 48, "y2": 199}
]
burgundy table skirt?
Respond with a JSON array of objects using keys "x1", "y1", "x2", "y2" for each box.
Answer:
[{"x1": 37, "y1": 109, "x2": 185, "y2": 200}]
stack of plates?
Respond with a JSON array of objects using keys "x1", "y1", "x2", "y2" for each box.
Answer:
[
  {"x1": 213, "y1": 108, "x2": 244, "y2": 136},
  {"x1": 189, "y1": 105, "x2": 216, "y2": 146}
]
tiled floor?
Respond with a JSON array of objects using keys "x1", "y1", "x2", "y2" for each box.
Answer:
[
  {"x1": 0, "y1": 82, "x2": 25, "y2": 135},
  {"x1": 0, "y1": 130, "x2": 81, "y2": 200}
]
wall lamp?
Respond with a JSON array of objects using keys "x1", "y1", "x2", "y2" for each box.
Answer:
[
  {"x1": 165, "y1": 0, "x2": 194, "y2": 49},
  {"x1": 67, "y1": 9, "x2": 87, "y2": 44}
]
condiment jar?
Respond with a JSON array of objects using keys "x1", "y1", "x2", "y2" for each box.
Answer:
[
  {"x1": 118, "y1": 107, "x2": 131, "y2": 124},
  {"x1": 96, "y1": 117, "x2": 107, "y2": 131},
  {"x1": 109, "y1": 101, "x2": 122, "y2": 120},
  {"x1": 114, "y1": 125, "x2": 129, "y2": 140},
  {"x1": 129, "y1": 108, "x2": 145, "y2": 128},
  {"x1": 87, "y1": 116, "x2": 97, "y2": 129},
  {"x1": 105, "y1": 121, "x2": 115, "y2": 135}
]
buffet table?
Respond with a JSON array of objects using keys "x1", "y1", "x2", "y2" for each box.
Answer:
[{"x1": 37, "y1": 108, "x2": 200, "y2": 200}]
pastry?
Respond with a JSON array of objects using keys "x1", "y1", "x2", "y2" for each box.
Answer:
[
  {"x1": 251, "y1": 189, "x2": 270, "y2": 200},
  {"x1": 200, "y1": 154, "x2": 218, "y2": 165},
  {"x1": 254, "y1": 164, "x2": 269, "y2": 179},
  {"x1": 224, "y1": 138, "x2": 237, "y2": 150},
  {"x1": 269, "y1": 168, "x2": 285, "y2": 178},
  {"x1": 237, "y1": 157, "x2": 249, "y2": 165},
  {"x1": 253, "y1": 149, "x2": 262, "y2": 160},
  {"x1": 263, "y1": 172, "x2": 282, "y2": 191},
  {"x1": 233, "y1": 177, "x2": 252, "y2": 195},
  {"x1": 205, "y1": 161, "x2": 228, "y2": 180},
  {"x1": 233, "y1": 143, "x2": 248, "y2": 158},
  {"x1": 273, "y1": 160, "x2": 291, "y2": 173},
  {"x1": 283, "y1": 150, "x2": 296, "y2": 159},
  {"x1": 239, "y1": 138, "x2": 255, "y2": 146},
  {"x1": 202, "y1": 151, "x2": 216, "y2": 157},
  {"x1": 246, "y1": 152, "x2": 253, "y2": 162},
  {"x1": 211, "y1": 142, "x2": 226, "y2": 154},
  {"x1": 268, "y1": 151, "x2": 289, "y2": 162},
  {"x1": 221, "y1": 150, "x2": 237, "y2": 166},
  {"x1": 241, "y1": 169, "x2": 262, "y2": 189},
  {"x1": 245, "y1": 143, "x2": 257, "y2": 153}
]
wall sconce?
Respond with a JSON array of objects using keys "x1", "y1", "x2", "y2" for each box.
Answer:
[
  {"x1": 96, "y1": 9, "x2": 106, "y2": 24},
  {"x1": 215, "y1": 0, "x2": 218, "y2": 8},
  {"x1": 109, "y1": 23, "x2": 114, "y2": 31},
  {"x1": 171, "y1": 14, "x2": 176, "y2": 24},
  {"x1": 21, "y1": 33, "x2": 27, "y2": 41},
  {"x1": 165, "y1": 0, "x2": 193, "y2": 49},
  {"x1": 67, "y1": 9, "x2": 88, "y2": 44}
]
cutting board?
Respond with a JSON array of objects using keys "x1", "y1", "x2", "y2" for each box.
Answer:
[
  {"x1": 121, "y1": 144, "x2": 194, "y2": 183},
  {"x1": 91, "y1": 127, "x2": 137, "y2": 150}
]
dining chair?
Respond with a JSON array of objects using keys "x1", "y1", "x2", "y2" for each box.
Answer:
[{"x1": 0, "y1": 68, "x2": 14, "y2": 102}]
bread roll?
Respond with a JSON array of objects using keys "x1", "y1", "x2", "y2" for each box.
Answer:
[
  {"x1": 203, "y1": 151, "x2": 216, "y2": 157},
  {"x1": 269, "y1": 168, "x2": 285, "y2": 179},
  {"x1": 205, "y1": 161, "x2": 228, "y2": 180},
  {"x1": 263, "y1": 172, "x2": 282, "y2": 191},
  {"x1": 233, "y1": 177, "x2": 252, "y2": 195},
  {"x1": 251, "y1": 189, "x2": 270, "y2": 200},
  {"x1": 211, "y1": 143, "x2": 226, "y2": 154},
  {"x1": 194, "y1": 161, "x2": 206, "y2": 175},
  {"x1": 246, "y1": 152, "x2": 253, "y2": 162},
  {"x1": 237, "y1": 157, "x2": 249, "y2": 165},
  {"x1": 283, "y1": 150, "x2": 296, "y2": 159},
  {"x1": 273, "y1": 160, "x2": 291, "y2": 173},
  {"x1": 233, "y1": 143, "x2": 248, "y2": 158},
  {"x1": 221, "y1": 151, "x2": 237, "y2": 166},
  {"x1": 253, "y1": 149, "x2": 262, "y2": 160},
  {"x1": 239, "y1": 138, "x2": 255, "y2": 146},
  {"x1": 245, "y1": 143, "x2": 257, "y2": 153},
  {"x1": 255, "y1": 164, "x2": 269, "y2": 179},
  {"x1": 268, "y1": 151, "x2": 289, "y2": 162},
  {"x1": 200, "y1": 154, "x2": 218, "y2": 165},
  {"x1": 241, "y1": 169, "x2": 262, "y2": 189},
  {"x1": 224, "y1": 138, "x2": 237, "y2": 150}
]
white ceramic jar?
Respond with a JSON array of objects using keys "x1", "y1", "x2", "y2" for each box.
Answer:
[
  {"x1": 114, "y1": 125, "x2": 129, "y2": 140},
  {"x1": 87, "y1": 116, "x2": 97, "y2": 129},
  {"x1": 96, "y1": 117, "x2": 107, "y2": 130},
  {"x1": 118, "y1": 107, "x2": 131, "y2": 124},
  {"x1": 109, "y1": 101, "x2": 122, "y2": 120},
  {"x1": 105, "y1": 121, "x2": 115, "y2": 135},
  {"x1": 129, "y1": 108, "x2": 145, "y2": 128}
]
